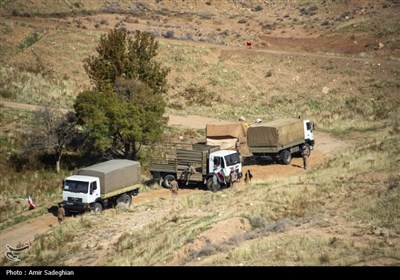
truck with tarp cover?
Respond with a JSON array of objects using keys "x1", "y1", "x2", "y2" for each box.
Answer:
[
  {"x1": 247, "y1": 118, "x2": 314, "y2": 164},
  {"x1": 63, "y1": 160, "x2": 141, "y2": 213}
]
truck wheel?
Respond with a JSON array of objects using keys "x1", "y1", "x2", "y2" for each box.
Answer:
[
  {"x1": 94, "y1": 202, "x2": 103, "y2": 213},
  {"x1": 281, "y1": 150, "x2": 292, "y2": 165},
  {"x1": 306, "y1": 144, "x2": 312, "y2": 157},
  {"x1": 206, "y1": 176, "x2": 220, "y2": 192},
  {"x1": 117, "y1": 194, "x2": 132, "y2": 208},
  {"x1": 162, "y1": 174, "x2": 176, "y2": 189},
  {"x1": 130, "y1": 189, "x2": 139, "y2": 197}
]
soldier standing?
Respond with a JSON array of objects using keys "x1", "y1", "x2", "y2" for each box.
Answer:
[
  {"x1": 170, "y1": 180, "x2": 179, "y2": 198},
  {"x1": 58, "y1": 203, "x2": 66, "y2": 224},
  {"x1": 301, "y1": 144, "x2": 310, "y2": 170},
  {"x1": 230, "y1": 170, "x2": 238, "y2": 188}
]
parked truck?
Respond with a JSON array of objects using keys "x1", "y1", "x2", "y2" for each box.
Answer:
[
  {"x1": 62, "y1": 159, "x2": 141, "y2": 213},
  {"x1": 247, "y1": 118, "x2": 315, "y2": 165},
  {"x1": 150, "y1": 143, "x2": 242, "y2": 192}
]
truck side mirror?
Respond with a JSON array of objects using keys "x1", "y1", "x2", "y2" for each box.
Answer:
[{"x1": 62, "y1": 180, "x2": 65, "y2": 190}]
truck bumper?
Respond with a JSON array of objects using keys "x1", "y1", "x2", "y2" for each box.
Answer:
[{"x1": 64, "y1": 201, "x2": 92, "y2": 213}]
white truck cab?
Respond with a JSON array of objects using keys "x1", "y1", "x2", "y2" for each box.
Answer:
[
  {"x1": 303, "y1": 119, "x2": 315, "y2": 149},
  {"x1": 63, "y1": 175, "x2": 101, "y2": 212},
  {"x1": 209, "y1": 150, "x2": 242, "y2": 178}
]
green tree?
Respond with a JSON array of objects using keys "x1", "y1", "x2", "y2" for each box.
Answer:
[{"x1": 75, "y1": 28, "x2": 169, "y2": 159}]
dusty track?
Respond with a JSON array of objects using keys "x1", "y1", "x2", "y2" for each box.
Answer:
[
  {"x1": 0, "y1": 122, "x2": 344, "y2": 261},
  {"x1": 1, "y1": 100, "x2": 346, "y2": 259}
]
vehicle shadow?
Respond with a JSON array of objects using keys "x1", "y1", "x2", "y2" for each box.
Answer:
[
  {"x1": 242, "y1": 156, "x2": 275, "y2": 166},
  {"x1": 47, "y1": 205, "x2": 58, "y2": 217},
  {"x1": 291, "y1": 164, "x2": 303, "y2": 169}
]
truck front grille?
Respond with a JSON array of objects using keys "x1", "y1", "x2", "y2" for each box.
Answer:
[{"x1": 67, "y1": 197, "x2": 82, "y2": 203}]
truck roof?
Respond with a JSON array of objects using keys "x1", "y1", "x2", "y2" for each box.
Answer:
[
  {"x1": 212, "y1": 150, "x2": 239, "y2": 157},
  {"x1": 251, "y1": 118, "x2": 302, "y2": 128},
  {"x1": 79, "y1": 159, "x2": 140, "y2": 173},
  {"x1": 65, "y1": 175, "x2": 96, "y2": 182}
]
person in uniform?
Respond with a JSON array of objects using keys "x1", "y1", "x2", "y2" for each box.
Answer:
[
  {"x1": 170, "y1": 180, "x2": 179, "y2": 198},
  {"x1": 301, "y1": 144, "x2": 310, "y2": 170},
  {"x1": 185, "y1": 164, "x2": 196, "y2": 185},
  {"x1": 58, "y1": 203, "x2": 66, "y2": 224},
  {"x1": 230, "y1": 170, "x2": 238, "y2": 188}
]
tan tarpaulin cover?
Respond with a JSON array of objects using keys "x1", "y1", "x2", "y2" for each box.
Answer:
[
  {"x1": 77, "y1": 160, "x2": 141, "y2": 195},
  {"x1": 206, "y1": 123, "x2": 251, "y2": 156},
  {"x1": 247, "y1": 118, "x2": 304, "y2": 147},
  {"x1": 206, "y1": 138, "x2": 238, "y2": 150}
]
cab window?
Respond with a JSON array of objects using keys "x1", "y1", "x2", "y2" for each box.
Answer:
[{"x1": 306, "y1": 122, "x2": 313, "y2": 132}]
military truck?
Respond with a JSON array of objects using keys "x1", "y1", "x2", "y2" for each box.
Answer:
[
  {"x1": 62, "y1": 159, "x2": 141, "y2": 213},
  {"x1": 247, "y1": 118, "x2": 314, "y2": 165},
  {"x1": 150, "y1": 143, "x2": 242, "y2": 192}
]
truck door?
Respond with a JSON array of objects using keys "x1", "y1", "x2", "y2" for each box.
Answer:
[
  {"x1": 221, "y1": 157, "x2": 231, "y2": 177},
  {"x1": 209, "y1": 156, "x2": 222, "y2": 173},
  {"x1": 304, "y1": 120, "x2": 314, "y2": 143},
  {"x1": 88, "y1": 180, "x2": 100, "y2": 203}
]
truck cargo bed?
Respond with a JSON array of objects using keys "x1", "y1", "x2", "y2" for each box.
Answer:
[
  {"x1": 247, "y1": 118, "x2": 305, "y2": 151},
  {"x1": 150, "y1": 143, "x2": 219, "y2": 179},
  {"x1": 77, "y1": 159, "x2": 141, "y2": 195}
]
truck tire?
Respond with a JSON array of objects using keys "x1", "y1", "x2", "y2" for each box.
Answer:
[
  {"x1": 162, "y1": 174, "x2": 176, "y2": 189},
  {"x1": 116, "y1": 194, "x2": 132, "y2": 208},
  {"x1": 281, "y1": 150, "x2": 292, "y2": 165},
  {"x1": 130, "y1": 189, "x2": 139, "y2": 197},
  {"x1": 206, "y1": 176, "x2": 220, "y2": 192},
  {"x1": 94, "y1": 202, "x2": 103, "y2": 213},
  {"x1": 306, "y1": 144, "x2": 312, "y2": 157}
]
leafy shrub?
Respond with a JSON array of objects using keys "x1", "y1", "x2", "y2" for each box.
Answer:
[{"x1": 20, "y1": 32, "x2": 40, "y2": 49}]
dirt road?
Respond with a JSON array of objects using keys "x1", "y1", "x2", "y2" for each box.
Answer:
[
  {"x1": 0, "y1": 121, "x2": 343, "y2": 262},
  {"x1": 1, "y1": 100, "x2": 230, "y2": 130},
  {"x1": 1, "y1": 100, "x2": 347, "y2": 261}
]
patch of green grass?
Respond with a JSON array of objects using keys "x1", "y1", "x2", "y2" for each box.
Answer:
[{"x1": 20, "y1": 31, "x2": 41, "y2": 49}]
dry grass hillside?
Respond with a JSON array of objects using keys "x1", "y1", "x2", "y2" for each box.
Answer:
[{"x1": 0, "y1": 0, "x2": 400, "y2": 267}]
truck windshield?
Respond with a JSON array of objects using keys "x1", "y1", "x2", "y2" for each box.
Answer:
[
  {"x1": 64, "y1": 180, "x2": 89, "y2": 193},
  {"x1": 224, "y1": 153, "x2": 240, "y2": 166}
]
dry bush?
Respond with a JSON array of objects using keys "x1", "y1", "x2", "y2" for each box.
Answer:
[
  {"x1": 180, "y1": 84, "x2": 220, "y2": 107},
  {"x1": 387, "y1": 173, "x2": 399, "y2": 190}
]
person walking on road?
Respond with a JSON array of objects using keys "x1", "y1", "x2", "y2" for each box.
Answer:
[
  {"x1": 230, "y1": 170, "x2": 238, "y2": 188},
  {"x1": 58, "y1": 203, "x2": 66, "y2": 224},
  {"x1": 301, "y1": 144, "x2": 310, "y2": 170},
  {"x1": 170, "y1": 180, "x2": 179, "y2": 198}
]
